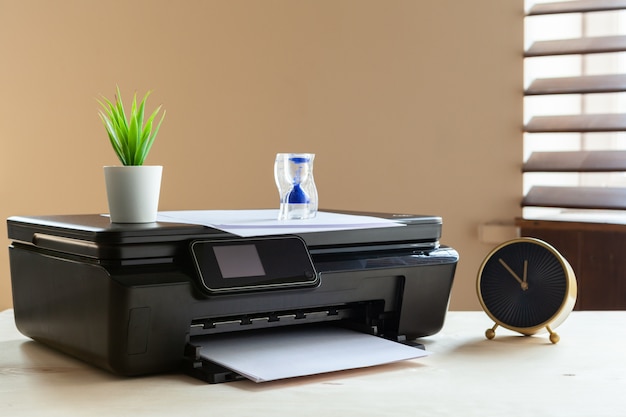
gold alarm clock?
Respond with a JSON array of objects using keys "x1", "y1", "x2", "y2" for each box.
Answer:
[{"x1": 477, "y1": 237, "x2": 577, "y2": 343}]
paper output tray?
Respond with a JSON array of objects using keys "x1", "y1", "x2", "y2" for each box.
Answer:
[{"x1": 182, "y1": 321, "x2": 426, "y2": 384}]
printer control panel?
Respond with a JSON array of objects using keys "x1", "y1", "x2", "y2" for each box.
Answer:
[{"x1": 190, "y1": 236, "x2": 319, "y2": 294}]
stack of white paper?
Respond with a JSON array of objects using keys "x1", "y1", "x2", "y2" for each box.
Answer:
[{"x1": 156, "y1": 209, "x2": 404, "y2": 237}]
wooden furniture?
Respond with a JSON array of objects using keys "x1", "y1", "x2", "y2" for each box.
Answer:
[
  {"x1": 1, "y1": 309, "x2": 625, "y2": 416},
  {"x1": 517, "y1": 218, "x2": 626, "y2": 310}
]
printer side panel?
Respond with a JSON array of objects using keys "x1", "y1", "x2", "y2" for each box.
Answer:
[
  {"x1": 398, "y1": 262, "x2": 458, "y2": 338},
  {"x1": 9, "y1": 245, "x2": 193, "y2": 376},
  {"x1": 10, "y1": 246, "x2": 113, "y2": 369}
]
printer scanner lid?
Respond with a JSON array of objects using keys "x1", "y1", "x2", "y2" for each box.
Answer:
[{"x1": 6, "y1": 210, "x2": 442, "y2": 261}]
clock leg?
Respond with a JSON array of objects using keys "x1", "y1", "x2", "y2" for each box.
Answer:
[
  {"x1": 546, "y1": 326, "x2": 560, "y2": 344},
  {"x1": 485, "y1": 324, "x2": 498, "y2": 340}
]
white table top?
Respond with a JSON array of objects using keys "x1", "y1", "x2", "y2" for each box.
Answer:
[{"x1": 1, "y1": 309, "x2": 625, "y2": 416}]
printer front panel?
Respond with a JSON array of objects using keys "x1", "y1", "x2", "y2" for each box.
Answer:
[
  {"x1": 9, "y1": 236, "x2": 458, "y2": 377},
  {"x1": 186, "y1": 246, "x2": 459, "y2": 341}
]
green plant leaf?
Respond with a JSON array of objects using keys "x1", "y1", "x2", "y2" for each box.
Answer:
[{"x1": 97, "y1": 86, "x2": 165, "y2": 166}]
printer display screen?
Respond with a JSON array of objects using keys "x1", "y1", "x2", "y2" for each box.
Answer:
[
  {"x1": 213, "y1": 244, "x2": 266, "y2": 279},
  {"x1": 190, "y1": 236, "x2": 318, "y2": 294}
]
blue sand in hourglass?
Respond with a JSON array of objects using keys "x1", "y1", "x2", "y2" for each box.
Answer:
[
  {"x1": 287, "y1": 157, "x2": 310, "y2": 204},
  {"x1": 288, "y1": 183, "x2": 309, "y2": 204}
]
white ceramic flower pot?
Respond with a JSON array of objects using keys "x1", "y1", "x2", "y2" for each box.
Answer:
[{"x1": 104, "y1": 165, "x2": 162, "y2": 223}]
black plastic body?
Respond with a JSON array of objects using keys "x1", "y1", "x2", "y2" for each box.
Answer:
[{"x1": 7, "y1": 211, "x2": 458, "y2": 377}]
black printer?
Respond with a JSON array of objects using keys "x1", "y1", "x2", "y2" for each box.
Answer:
[{"x1": 7, "y1": 210, "x2": 458, "y2": 383}]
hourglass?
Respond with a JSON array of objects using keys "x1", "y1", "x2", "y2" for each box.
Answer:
[{"x1": 274, "y1": 153, "x2": 318, "y2": 220}]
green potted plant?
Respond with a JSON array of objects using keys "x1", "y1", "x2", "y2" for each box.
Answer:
[{"x1": 97, "y1": 86, "x2": 166, "y2": 223}]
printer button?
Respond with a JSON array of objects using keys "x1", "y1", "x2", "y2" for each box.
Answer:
[{"x1": 127, "y1": 307, "x2": 151, "y2": 355}]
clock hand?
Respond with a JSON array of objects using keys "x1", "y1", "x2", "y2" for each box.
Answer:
[
  {"x1": 522, "y1": 260, "x2": 529, "y2": 290},
  {"x1": 498, "y1": 258, "x2": 528, "y2": 291}
]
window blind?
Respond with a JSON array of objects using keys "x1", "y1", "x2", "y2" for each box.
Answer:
[{"x1": 523, "y1": 0, "x2": 626, "y2": 219}]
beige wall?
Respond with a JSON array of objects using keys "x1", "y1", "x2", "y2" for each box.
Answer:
[{"x1": 0, "y1": 0, "x2": 523, "y2": 311}]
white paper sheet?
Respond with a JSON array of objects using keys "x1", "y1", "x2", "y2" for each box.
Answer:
[
  {"x1": 194, "y1": 326, "x2": 429, "y2": 383},
  {"x1": 156, "y1": 209, "x2": 404, "y2": 237}
]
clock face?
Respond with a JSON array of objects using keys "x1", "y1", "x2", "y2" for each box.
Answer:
[{"x1": 478, "y1": 239, "x2": 570, "y2": 330}]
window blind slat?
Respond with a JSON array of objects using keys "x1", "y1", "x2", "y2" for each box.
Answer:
[
  {"x1": 523, "y1": 150, "x2": 626, "y2": 172},
  {"x1": 524, "y1": 114, "x2": 626, "y2": 132},
  {"x1": 527, "y1": 0, "x2": 626, "y2": 16},
  {"x1": 525, "y1": 35, "x2": 626, "y2": 57},
  {"x1": 525, "y1": 74, "x2": 626, "y2": 95},
  {"x1": 522, "y1": 186, "x2": 626, "y2": 210}
]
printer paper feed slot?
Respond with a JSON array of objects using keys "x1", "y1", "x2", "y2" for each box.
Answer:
[
  {"x1": 187, "y1": 325, "x2": 429, "y2": 383},
  {"x1": 189, "y1": 304, "x2": 367, "y2": 336}
]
